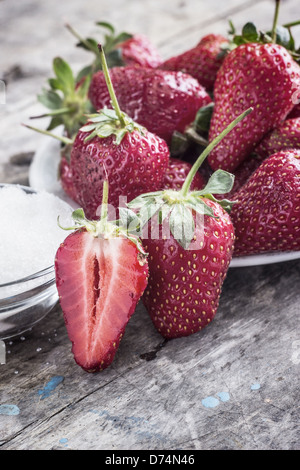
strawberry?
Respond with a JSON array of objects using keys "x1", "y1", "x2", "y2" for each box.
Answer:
[
  {"x1": 161, "y1": 157, "x2": 206, "y2": 191},
  {"x1": 66, "y1": 21, "x2": 162, "y2": 74},
  {"x1": 117, "y1": 33, "x2": 162, "y2": 68},
  {"x1": 128, "y1": 108, "x2": 252, "y2": 338},
  {"x1": 140, "y1": 198, "x2": 234, "y2": 338},
  {"x1": 88, "y1": 66, "x2": 212, "y2": 144},
  {"x1": 254, "y1": 117, "x2": 300, "y2": 158},
  {"x1": 207, "y1": 43, "x2": 300, "y2": 172},
  {"x1": 59, "y1": 152, "x2": 78, "y2": 203},
  {"x1": 230, "y1": 149, "x2": 300, "y2": 257},
  {"x1": 160, "y1": 34, "x2": 229, "y2": 91},
  {"x1": 27, "y1": 46, "x2": 170, "y2": 219},
  {"x1": 71, "y1": 124, "x2": 169, "y2": 219},
  {"x1": 72, "y1": 46, "x2": 169, "y2": 219},
  {"x1": 55, "y1": 181, "x2": 148, "y2": 372}
]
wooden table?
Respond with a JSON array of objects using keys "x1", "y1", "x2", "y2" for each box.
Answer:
[{"x1": 0, "y1": 0, "x2": 299, "y2": 451}]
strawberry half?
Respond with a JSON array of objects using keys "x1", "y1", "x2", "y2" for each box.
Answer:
[
  {"x1": 127, "y1": 108, "x2": 252, "y2": 339},
  {"x1": 230, "y1": 149, "x2": 300, "y2": 257},
  {"x1": 88, "y1": 66, "x2": 212, "y2": 144},
  {"x1": 160, "y1": 34, "x2": 229, "y2": 92},
  {"x1": 55, "y1": 181, "x2": 148, "y2": 372},
  {"x1": 208, "y1": 43, "x2": 300, "y2": 172}
]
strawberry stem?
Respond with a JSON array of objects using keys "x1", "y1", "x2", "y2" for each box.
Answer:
[
  {"x1": 65, "y1": 23, "x2": 95, "y2": 53},
  {"x1": 282, "y1": 20, "x2": 300, "y2": 28},
  {"x1": 22, "y1": 123, "x2": 73, "y2": 146},
  {"x1": 271, "y1": 0, "x2": 281, "y2": 43},
  {"x1": 180, "y1": 107, "x2": 253, "y2": 197},
  {"x1": 97, "y1": 44, "x2": 126, "y2": 127}
]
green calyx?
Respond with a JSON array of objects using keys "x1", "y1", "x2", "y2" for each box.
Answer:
[
  {"x1": 80, "y1": 44, "x2": 145, "y2": 145},
  {"x1": 66, "y1": 21, "x2": 133, "y2": 79},
  {"x1": 128, "y1": 170, "x2": 235, "y2": 250},
  {"x1": 219, "y1": 1, "x2": 300, "y2": 63},
  {"x1": 34, "y1": 57, "x2": 93, "y2": 139},
  {"x1": 58, "y1": 179, "x2": 147, "y2": 256},
  {"x1": 80, "y1": 108, "x2": 145, "y2": 144},
  {"x1": 127, "y1": 108, "x2": 253, "y2": 250}
]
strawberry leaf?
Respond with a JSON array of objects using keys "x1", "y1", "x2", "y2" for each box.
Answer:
[
  {"x1": 53, "y1": 57, "x2": 75, "y2": 95},
  {"x1": 38, "y1": 89, "x2": 63, "y2": 110},
  {"x1": 169, "y1": 204, "x2": 195, "y2": 249},
  {"x1": 241, "y1": 22, "x2": 259, "y2": 42},
  {"x1": 185, "y1": 196, "x2": 216, "y2": 218},
  {"x1": 196, "y1": 169, "x2": 235, "y2": 196},
  {"x1": 80, "y1": 107, "x2": 146, "y2": 144},
  {"x1": 194, "y1": 103, "x2": 214, "y2": 134}
]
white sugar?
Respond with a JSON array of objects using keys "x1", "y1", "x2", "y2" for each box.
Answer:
[{"x1": 0, "y1": 185, "x2": 73, "y2": 286}]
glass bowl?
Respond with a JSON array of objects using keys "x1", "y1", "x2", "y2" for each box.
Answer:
[{"x1": 0, "y1": 184, "x2": 61, "y2": 339}]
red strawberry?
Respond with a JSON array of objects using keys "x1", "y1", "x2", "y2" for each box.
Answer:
[
  {"x1": 207, "y1": 43, "x2": 300, "y2": 172},
  {"x1": 59, "y1": 154, "x2": 77, "y2": 202},
  {"x1": 214, "y1": 152, "x2": 265, "y2": 201},
  {"x1": 141, "y1": 199, "x2": 234, "y2": 338},
  {"x1": 70, "y1": 45, "x2": 170, "y2": 219},
  {"x1": 128, "y1": 108, "x2": 252, "y2": 339},
  {"x1": 230, "y1": 149, "x2": 300, "y2": 257},
  {"x1": 55, "y1": 183, "x2": 148, "y2": 372},
  {"x1": 71, "y1": 127, "x2": 169, "y2": 219},
  {"x1": 118, "y1": 33, "x2": 162, "y2": 68},
  {"x1": 66, "y1": 22, "x2": 162, "y2": 70},
  {"x1": 88, "y1": 66, "x2": 212, "y2": 144},
  {"x1": 160, "y1": 34, "x2": 229, "y2": 91},
  {"x1": 255, "y1": 118, "x2": 300, "y2": 158},
  {"x1": 161, "y1": 157, "x2": 206, "y2": 191}
]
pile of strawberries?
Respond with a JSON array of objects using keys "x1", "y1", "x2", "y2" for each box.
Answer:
[{"x1": 26, "y1": 2, "x2": 300, "y2": 372}]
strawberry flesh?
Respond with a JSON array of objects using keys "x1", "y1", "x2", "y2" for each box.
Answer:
[{"x1": 55, "y1": 230, "x2": 148, "y2": 371}]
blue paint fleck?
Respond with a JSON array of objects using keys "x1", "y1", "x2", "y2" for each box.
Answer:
[
  {"x1": 0, "y1": 404, "x2": 20, "y2": 416},
  {"x1": 217, "y1": 392, "x2": 230, "y2": 402},
  {"x1": 201, "y1": 396, "x2": 220, "y2": 408},
  {"x1": 251, "y1": 383, "x2": 261, "y2": 390},
  {"x1": 37, "y1": 375, "x2": 64, "y2": 400},
  {"x1": 59, "y1": 438, "x2": 68, "y2": 447}
]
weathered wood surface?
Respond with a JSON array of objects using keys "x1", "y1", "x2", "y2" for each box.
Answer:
[{"x1": 0, "y1": 0, "x2": 300, "y2": 451}]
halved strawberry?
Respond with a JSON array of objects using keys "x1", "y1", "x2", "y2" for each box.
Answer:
[{"x1": 55, "y1": 181, "x2": 148, "y2": 372}]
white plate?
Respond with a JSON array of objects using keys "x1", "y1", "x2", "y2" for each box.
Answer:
[
  {"x1": 29, "y1": 140, "x2": 300, "y2": 268},
  {"x1": 29, "y1": 137, "x2": 78, "y2": 209}
]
